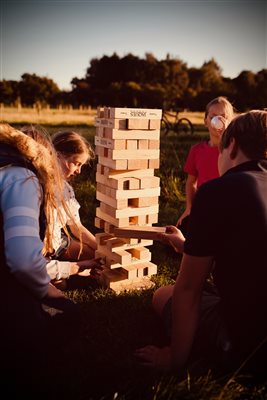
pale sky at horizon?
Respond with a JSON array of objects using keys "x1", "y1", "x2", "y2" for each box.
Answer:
[{"x1": 1, "y1": 0, "x2": 266, "y2": 91}]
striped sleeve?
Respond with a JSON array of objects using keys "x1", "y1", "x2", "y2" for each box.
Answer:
[{"x1": 1, "y1": 166, "x2": 50, "y2": 298}]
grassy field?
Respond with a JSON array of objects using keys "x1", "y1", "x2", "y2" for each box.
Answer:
[
  {"x1": 3, "y1": 115, "x2": 267, "y2": 399},
  {"x1": 0, "y1": 105, "x2": 205, "y2": 126}
]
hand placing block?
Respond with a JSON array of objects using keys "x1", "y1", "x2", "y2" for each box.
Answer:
[{"x1": 114, "y1": 226, "x2": 166, "y2": 241}]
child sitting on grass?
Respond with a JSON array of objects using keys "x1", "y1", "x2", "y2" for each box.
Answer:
[{"x1": 51, "y1": 130, "x2": 97, "y2": 261}]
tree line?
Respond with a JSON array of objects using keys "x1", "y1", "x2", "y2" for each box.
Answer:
[{"x1": 1, "y1": 53, "x2": 266, "y2": 112}]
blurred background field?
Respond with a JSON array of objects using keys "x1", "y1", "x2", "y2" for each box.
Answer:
[
  {"x1": 0, "y1": 105, "x2": 205, "y2": 126},
  {"x1": 0, "y1": 105, "x2": 96, "y2": 125}
]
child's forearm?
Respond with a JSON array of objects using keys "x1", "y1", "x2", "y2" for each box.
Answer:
[
  {"x1": 70, "y1": 224, "x2": 97, "y2": 250},
  {"x1": 185, "y1": 177, "x2": 197, "y2": 211}
]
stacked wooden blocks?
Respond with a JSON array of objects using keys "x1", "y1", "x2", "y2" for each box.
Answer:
[{"x1": 94, "y1": 106, "x2": 162, "y2": 292}]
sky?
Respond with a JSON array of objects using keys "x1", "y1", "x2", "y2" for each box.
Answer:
[{"x1": 0, "y1": 0, "x2": 266, "y2": 91}]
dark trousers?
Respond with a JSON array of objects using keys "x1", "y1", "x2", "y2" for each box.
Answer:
[{"x1": 0, "y1": 273, "x2": 81, "y2": 398}]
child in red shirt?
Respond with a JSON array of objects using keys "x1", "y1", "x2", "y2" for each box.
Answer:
[{"x1": 177, "y1": 97, "x2": 235, "y2": 233}]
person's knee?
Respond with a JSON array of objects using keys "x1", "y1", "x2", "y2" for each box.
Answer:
[{"x1": 152, "y1": 285, "x2": 174, "y2": 316}]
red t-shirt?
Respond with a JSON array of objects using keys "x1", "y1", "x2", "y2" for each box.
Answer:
[{"x1": 184, "y1": 141, "x2": 219, "y2": 188}]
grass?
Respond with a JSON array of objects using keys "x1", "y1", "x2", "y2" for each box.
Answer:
[
  {"x1": 0, "y1": 106, "x2": 205, "y2": 126},
  {"x1": 5, "y1": 116, "x2": 267, "y2": 399},
  {"x1": 0, "y1": 105, "x2": 97, "y2": 125}
]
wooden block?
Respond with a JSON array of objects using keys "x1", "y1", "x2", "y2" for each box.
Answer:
[
  {"x1": 121, "y1": 260, "x2": 155, "y2": 280},
  {"x1": 107, "y1": 248, "x2": 133, "y2": 265},
  {"x1": 96, "y1": 207, "x2": 129, "y2": 228},
  {"x1": 95, "y1": 232, "x2": 114, "y2": 245},
  {"x1": 96, "y1": 126, "x2": 105, "y2": 137},
  {"x1": 95, "y1": 118, "x2": 127, "y2": 129},
  {"x1": 97, "y1": 107, "x2": 104, "y2": 118},
  {"x1": 98, "y1": 156, "x2": 127, "y2": 170},
  {"x1": 127, "y1": 159, "x2": 148, "y2": 169},
  {"x1": 149, "y1": 140, "x2": 160, "y2": 149},
  {"x1": 138, "y1": 140, "x2": 149, "y2": 150},
  {"x1": 103, "y1": 106, "x2": 110, "y2": 118},
  {"x1": 105, "y1": 237, "x2": 128, "y2": 250},
  {"x1": 109, "y1": 276, "x2": 155, "y2": 293},
  {"x1": 96, "y1": 189, "x2": 128, "y2": 209},
  {"x1": 126, "y1": 140, "x2": 138, "y2": 150},
  {"x1": 114, "y1": 186, "x2": 161, "y2": 200},
  {"x1": 94, "y1": 217, "x2": 105, "y2": 229},
  {"x1": 147, "y1": 214, "x2": 158, "y2": 224},
  {"x1": 140, "y1": 176, "x2": 160, "y2": 189},
  {"x1": 149, "y1": 159, "x2": 160, "y2": 169},
  {"x1": 105, "y1": 237, "x2": 152, "y2": 251},
  {"x1": 95, "y1": 145, "x2": 103, "y2": 157},
  {"x1": 149, "y1": 119, "x2": 161, "y2": 130},
  {"x1": 104, "y1": 221, "x2": 115, "y2": 234},
  {"x1": 129, "y1": 215, "x2": 147, "y2": 225},
  {"x1": 100, "y1": 202, "x2": 159, "y2": 219},
  {"x1": 104, "y1": 128, "x2": 160, "y2": 140},
  {"x1": 96, "y1": 172, "x2": 140, "y2": 190},
  {"x1": 128, "y1": 247, "x2": 150, "y2": 259},
  {"x1": 117, "y1": 204, "x2": 159, "y2": 218},
  {"x1": 127, "y1": 119, "x2": 149, "y2": 130},
  {"x1": 109, "y1": 107, "x2": 162, "y2": 119},
  {"x1": 107, "y1": 168, "x2": 154, "y2": 179},
  {"x1": 124, "y1": 178, "x2": 140, "y2": 190},
  {"x1": 129, "y1": 197, "x2": 159, "y2": 207},
  {"x1": 110, "y1": 149, "x2": 160, "y2": 160},
  {"x1": 114, "y1": 226, "x2": 166, "y2": 240},
  {"x1": 95, "y1": 137, "x2": 126, "y2": 150},
  {"x1": 139, "y1": 262, "x2": 157, "y2": 277},
  {"x1": 96, "y1": 164, "x2": 104, "y2": 174}
]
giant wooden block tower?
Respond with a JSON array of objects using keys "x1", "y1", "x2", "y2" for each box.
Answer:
[{"x1": 94, "y1": 106, "x2": 162, "y2": 292}]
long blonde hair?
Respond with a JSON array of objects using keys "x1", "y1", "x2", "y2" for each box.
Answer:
[{"x1": 0, "y1": 123, "x2": 73, "y2": 255}]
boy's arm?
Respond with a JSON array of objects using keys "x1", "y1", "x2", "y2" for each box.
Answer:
[{"x1": 171, "y1": 254, "x2": 214, "y2": 371}]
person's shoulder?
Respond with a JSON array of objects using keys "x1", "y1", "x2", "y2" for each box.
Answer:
[
  {"x1": 196, "y1": 175, "x2": 224, "y2": 199},
  {"x1": 64, "y1": 181, "x2": 76, "y2": 199},
  {"x1": 0, "y1": 166, "x2": 40, "y2": 197},
  {"x1": 1, "y1": 165, "x2": 37, "y2": 179}
]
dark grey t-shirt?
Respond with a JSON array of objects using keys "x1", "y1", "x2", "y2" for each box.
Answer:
[{"x1": 184, "y1": 160, "x2": 267, "y2": 352}]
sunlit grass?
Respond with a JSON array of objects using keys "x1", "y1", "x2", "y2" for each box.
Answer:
[{"x1": 0, "y1": 106, "x2": 204, "y2": 125}]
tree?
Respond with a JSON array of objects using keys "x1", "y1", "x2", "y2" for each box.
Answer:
[
  {"x1": 18, "y1": 73, "x2": 60, "y2": 106},
  {"x1": 232, "y1": 71, "x2": 257, "y2": 111},
  {"x1": 255, "y1": 69, "x2": 267, "y2": 110},
  {"x1": 0, "y1": 80, "x2": 19, "y2": 105}
]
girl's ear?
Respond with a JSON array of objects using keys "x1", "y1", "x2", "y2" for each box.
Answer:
[{"x1": 229, "y1": 138, "x2": 238, "y2": 160}]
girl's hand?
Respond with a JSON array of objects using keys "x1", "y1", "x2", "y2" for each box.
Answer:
[
  {"x1": 77, "y1": 258, "x2": 104, "y2": 272},
  {"x1": 176, "y1": 209, "x2": 190, "y2": 227}
]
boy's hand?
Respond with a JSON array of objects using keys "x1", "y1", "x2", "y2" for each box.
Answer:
[{"x1": 157, "y1": 225, "x2": 185, "y2": 253}]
